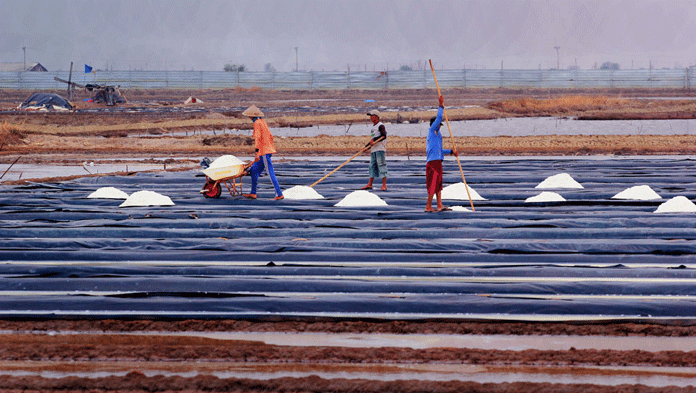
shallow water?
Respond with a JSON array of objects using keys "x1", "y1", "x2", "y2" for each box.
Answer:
[
  {"x1": 2, "y1": 157, "x2": 696, "y2": 320},
  {"x1": 157, "y1": 117, "x2": 696, "y2": 138},
  {"x1": 0, "y1": 160, "x2": 193, "y2": 183},
  {"x1": 3, "y1": 360, "x2": 696, "y2": 387}
]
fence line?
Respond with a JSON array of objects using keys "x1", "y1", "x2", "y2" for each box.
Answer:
[{"x1": 1, "y1": 68, "x2": 695, "y2": 90}]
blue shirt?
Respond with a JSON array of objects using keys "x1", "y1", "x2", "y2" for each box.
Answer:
[{"x1": 426, "y1": 106, "x2": 452, "y2": 162}]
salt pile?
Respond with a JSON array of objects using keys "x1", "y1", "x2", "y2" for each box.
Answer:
[
  {"x1": 525, "y1": 191, "x2": 566, "y2": 203},
  {"x1": 87, "y1": 187, "x2": 129, "y2": 199},
  {"x1": 119, "y1": 190, "x2": 174, "y2": 207},
  {"x1": 451, "y1": 206, "x2": 473, "y2": 212},
  {"x1": 612, "y1": 185, "x2": 661, "y2": 200},
  {"x1": 442, "y1": 183, "x2": 486, "y2": 200},
  {"x1": 535, "y1": 173, "x2": 583, "y2": 189},
  {"x1": 334, "y1": 190, "x2": 387, "y2": 207},
  {"x1": 654, "y1": 196, "x2": 696, "y2": 213},
  {"x1": 209, "y1": 155, "x2": 244, "y2": 168},
  {"x1": 283, "y1": 185, "x2": 324, "y2": 200}
]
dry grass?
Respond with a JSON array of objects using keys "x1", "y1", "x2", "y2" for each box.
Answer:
[
  {"x1": 488, "y1": 95, "x2": 634, "y2": 115},
  {"x1": 0, "y1": 122, "x2": 25, "y2": 147}
]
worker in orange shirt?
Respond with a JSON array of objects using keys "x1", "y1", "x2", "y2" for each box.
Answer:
[{"x1": 242, "y1": 105, "x2": 284, "y2": 200}]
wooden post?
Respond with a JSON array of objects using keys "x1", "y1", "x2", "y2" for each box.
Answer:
[{"x1": 67, "y1": 62, "x2": 74, "y2": 100}]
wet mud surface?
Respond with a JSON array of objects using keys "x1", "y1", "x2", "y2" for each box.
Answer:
[{"x1": 1, "y1": 326, "x2": 696, "y2": 392}]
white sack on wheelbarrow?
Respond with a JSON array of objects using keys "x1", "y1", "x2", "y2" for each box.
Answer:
[{"x1": 202, "y1": 155, "x2": 246, "y2": 181}]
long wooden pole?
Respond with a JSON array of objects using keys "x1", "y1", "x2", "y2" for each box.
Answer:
[
  {"x1": 0, "y1": 156, "x2": 21, "y2": 180},
  {"x1": 310, "y1": 146, "x2": 368, "y2": 188},
  {"x1": 429, "y1": 59, "x2": 475, "y2": 211}
]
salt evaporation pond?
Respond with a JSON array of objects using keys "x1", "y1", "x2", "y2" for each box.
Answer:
[
  {"x1": 173, "y1": 117, "x2": 696, "y2": 138},
  {"x1": 3, "y1": 156, "x2": 696, "y2": 321}
]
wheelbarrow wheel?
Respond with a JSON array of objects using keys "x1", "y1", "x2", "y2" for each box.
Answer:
[{"x1": 202, "y1": 181, "x2": 222, "y2": 198}]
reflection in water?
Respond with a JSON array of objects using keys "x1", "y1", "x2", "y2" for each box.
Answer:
[
  {"x1": 4, "y1": 361, "x2": 696, "y2": 387},
  {"x1": 155, "y1": 117, "x2": 696, "y2": 138}
]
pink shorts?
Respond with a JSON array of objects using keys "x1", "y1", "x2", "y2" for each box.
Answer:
[{"x1": 426, "y1": 160, "x2": 443, "y2": 196}]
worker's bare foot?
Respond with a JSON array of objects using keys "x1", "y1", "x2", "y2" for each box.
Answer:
[
  {"x1": 274, "y1": 195, "x2": 284, "y2": 200},
  {"x1": 361, "y1": 185, "x2": 372, "y2": 190},
  {"x1": 424, "y1": 207, "x2": 435, "y2": 212},
  {"x1": 243, "y1": 194, "x2": 257, "y2": 199},
  {"x1": 380, "y1": 186, "x2": 388, "y2": 191},
  {"x1": 436, "y1": 206, "x2": 451, "y2": 212}
]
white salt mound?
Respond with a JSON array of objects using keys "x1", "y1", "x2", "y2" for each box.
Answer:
[
  {"x1": 451, "y1": 205, "x2": 472, "y2": 212},
  {"x1": 612, "y1": 185, "x2": 661, "y2": 200},
  {"x1": 119, "y1": 190, "x2": 175, "y2": 207},
  {"x1": 283, "y1": 185, "x2": 324, "y2": 200},
  {"x1": 334, "y1": 190, "x2": 387, "y2": 207},
  {"x1": 654, "y1": 196, "x2": 696, "y2": 213},
  {"x1": 87, "y1": 187, "x2": 129, "y2": 199},
  {"x1": 535, "y1": 173, "x2": 583, "y2": 189},
  {"x1": 209, "y1": 155, "x2": 245, "y2": 168},
  {"x1": 441, "y1": 182, "x2": 486, "y2": 200},
  {"x1": 525, "y1": 191, "x2": 566, "y2": 203}
]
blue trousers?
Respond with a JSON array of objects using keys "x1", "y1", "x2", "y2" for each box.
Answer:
[{"x1": 249, "y1": 154, "x2": 283, "y2": 197}]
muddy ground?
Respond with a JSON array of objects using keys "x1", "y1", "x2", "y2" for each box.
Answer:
[
  {"x1": 1, "y1": 319, "x2": 696, "y2": 392},
  {"x1": 2, "y1": 87, "x2": 696, "y2": 392}
]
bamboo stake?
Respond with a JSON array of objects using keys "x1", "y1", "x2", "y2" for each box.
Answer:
[
  {"x1": 310, "y1": 146, "x2": 368, "y2": 188},
  {"x1": 0, "y1": 156, "x2": 21, "y2": 180},
  {"x1": 429, "y1": 59, "x2": 475, "y2": 211},
  {"x1": 310, "y1": 135, "x2": 385, "y2": 188}
]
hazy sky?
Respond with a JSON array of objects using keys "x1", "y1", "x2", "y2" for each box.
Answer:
[{"x1": 3, "y1": 0, "x2": 696, "y2": 72}]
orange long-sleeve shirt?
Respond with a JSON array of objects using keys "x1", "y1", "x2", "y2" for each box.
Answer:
[{"x1": 252, "y1": 118, "x2": 277, "y2": 156}]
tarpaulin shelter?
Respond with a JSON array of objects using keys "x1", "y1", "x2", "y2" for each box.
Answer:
[{"x1": 17, "y1": 92, "x2": 74, "y2": 111}]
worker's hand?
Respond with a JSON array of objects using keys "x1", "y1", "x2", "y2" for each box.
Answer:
[
  {"x1": 452, "y1": 149, "x2": 458, "y2": 157},
  {"x1": 369, "y1": 140, "x2": 375, "y2": 146},
  {"x1": 439, "y1": 95, "x2": 444, "y2": 107}
]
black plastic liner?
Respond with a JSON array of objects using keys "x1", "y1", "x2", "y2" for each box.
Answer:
[{"x1": 2, "y1": 157, "x2": 696, "y2": 320}]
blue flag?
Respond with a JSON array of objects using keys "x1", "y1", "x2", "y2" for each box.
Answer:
[{"x1": 84, "y1": 64, "x2": 93, "y2": 73}]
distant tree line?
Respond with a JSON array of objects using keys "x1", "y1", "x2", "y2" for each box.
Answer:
[
  {"x1": 222, "y1": 60, "x2": 683, "y2": 73},
  {"x1": 600, "y1": 61, "x2": 621, "y2": 70},
  {"x1": 223, "y1": 63, "x2": 245, "y2": 72},
  {"x1": 224, "y1": 63, "x2": 278, "y2": 72}
]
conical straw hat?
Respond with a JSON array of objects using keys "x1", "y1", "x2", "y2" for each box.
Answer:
[{"x1": 242, "y1": 105, "x2": 264, "y2": 117}]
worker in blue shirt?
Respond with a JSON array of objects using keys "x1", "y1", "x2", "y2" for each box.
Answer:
[{"x1": 425, "y1": 95, "x2": 457, "y2": 212}]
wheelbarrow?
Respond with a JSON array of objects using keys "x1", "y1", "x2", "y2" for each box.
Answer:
[{"x1": 200, "y1": 162, "x2": 250, "y2": 198}]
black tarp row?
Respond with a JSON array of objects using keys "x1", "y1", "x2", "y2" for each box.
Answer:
[{"x1": 2, "y1": 157, "x2": 696, "y2": 320}]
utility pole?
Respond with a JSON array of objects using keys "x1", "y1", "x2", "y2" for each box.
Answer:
[
  {"x1": 294, "y1": 47, "x2": 298, "y2": 72},
  {"x1": 22, "y1": 46, "x2": 26, "y2": 71},
  {"x1": 554, "y1": 46, "x2": 560, "y2": 70}
]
